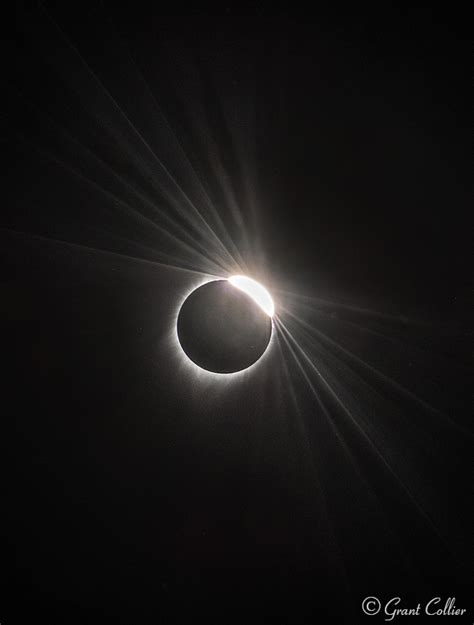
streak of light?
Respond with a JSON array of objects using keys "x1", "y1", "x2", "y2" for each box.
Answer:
[
  {"x1": 0, "y1": 227, "x2": 217, "y2": 277},
  {"x1": 13, "y1": 131, "x2": 228, "y2": 277},
  {"x1": 274, "y1": 316, "x2": 451, "y2": 553},
  {"x1": 38, "y1": 6, "x2": 247, "y2": 274},
  {"x1": 283, "y1": 307, "x2": 472, "y2": 439},
  {"x1": 101, "y1": 19, "x2": 249, "y2": 271},
  {"x1": 274, "y1": 319, "x2": 419, "y2": 581}
]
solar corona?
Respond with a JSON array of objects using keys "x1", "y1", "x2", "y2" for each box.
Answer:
[{"x1": 176, "y1": 276, "x2": 274, "y2": 374}]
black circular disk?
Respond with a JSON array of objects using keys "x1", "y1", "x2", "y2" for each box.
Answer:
[{"x1": 177, "y1": 280, "x2": 272, "y2": 373}]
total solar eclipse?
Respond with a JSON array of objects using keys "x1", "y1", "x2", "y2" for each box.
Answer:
[{"x1": 177, "y1": 276, "x2": 274, "y2": 374}]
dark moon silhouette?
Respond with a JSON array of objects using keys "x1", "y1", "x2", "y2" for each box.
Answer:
[{"x1": 177, "y1": 280, "x2": 272, "y2": 373}]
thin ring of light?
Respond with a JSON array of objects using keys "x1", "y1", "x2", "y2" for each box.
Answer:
[{"x1": 172, "y1": 275, "x2": 275, "y2": 379}]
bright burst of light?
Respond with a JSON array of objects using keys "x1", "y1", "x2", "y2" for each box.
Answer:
[{"x1": 228, "y1": 275, "x2": 275, "y2": 317}]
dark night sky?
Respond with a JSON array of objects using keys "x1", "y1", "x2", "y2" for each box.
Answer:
[{"x1": 1, "y1": 4, "x2": 472, "y2": 624}]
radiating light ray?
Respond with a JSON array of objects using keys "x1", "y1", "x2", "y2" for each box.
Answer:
[
  {"x1": 0, "y1": 227, "x2": 218, "y2": 277},
  {"x1": 283, "y1": 311, "x2": 458, "y2": 456},
  {"x1": 276, "y1": 316, "x2": 451, "y2": 552},
  {"x1": 276, "y1": 316, "x2": 386, "y2": 502},
  {"x1": 10, "y1": 87, "x2": 236, "y2": 272},
  {"x1": 205, "y1": 79, "x2": 255, "y2": 262},
  {"x1": 275, "y1": 287, "x2": 430, "y2": 327},
  {"x1": 39, "y1": 6, "x2": 245, "y2": 275},
  {"x1": 284, "y1": 307, "x2": 472, "y2": 439},
  {"x1": 274, "y1": 318, "x2": 419, "y2": 580},
  {"x1": 158, "y1": 44, "x2": 254, "y2": 262},
  {"x1": 103, "y1": 23, "x2": 249, "y2": 272},
  {"x1": 14, "y1": 131, "x2": 228, "y2": 276},
  {"x1": 273, "y1": 328, "x2": 354, "y2": 598},
  {"x1": 291, "y1": 301, "x2": 472, "y2": 375}
]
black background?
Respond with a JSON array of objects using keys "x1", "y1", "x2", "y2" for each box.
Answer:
[{"x1": 1, "y1": 3, "x2": 472, "y2": 624}]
